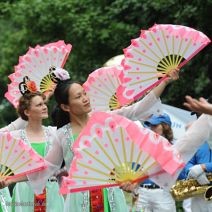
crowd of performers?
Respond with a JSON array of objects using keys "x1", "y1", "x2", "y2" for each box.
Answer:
[{"x1": 0, "y1": 63, "x2": 212, "y2": 212}]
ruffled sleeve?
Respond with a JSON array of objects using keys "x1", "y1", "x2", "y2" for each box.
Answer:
[
  {"x1": 0, "y1": 117, "x2": 27, "y2": 132},
  {"x1": 173, "y1": 114, "x2": 212, "y2": 163},
  {"x1": 27, "y1": 130, "x2": 63, "y2": 194}
]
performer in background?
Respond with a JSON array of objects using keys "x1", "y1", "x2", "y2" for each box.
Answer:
[{"x1": 131, "y1": 114, "x2": 176, "y2": 212}]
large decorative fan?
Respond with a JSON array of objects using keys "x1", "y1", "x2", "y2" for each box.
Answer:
[
  {"x1": 83, "y1": 66, "x2": 123, "y2": 111},
  {"x1": 60, "y1": 111, "x2": 184, "y2": 194},
  {"x1": 0, "y1": 132, "x2": 46, "y2": 180},
  {"x1": 5, "y1": 40, "x2": 72, "y2": 108},
  {"x1": 117, "y1": 24, "x2": 211, "y2": 105}
]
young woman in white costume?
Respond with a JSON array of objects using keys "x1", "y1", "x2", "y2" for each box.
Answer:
[
  {"x1": 0, "y1": 69, "x2": 179, "y2": 212},
  {"x1": 9, "y1": 92, "x2": 64, "y2": 212}
]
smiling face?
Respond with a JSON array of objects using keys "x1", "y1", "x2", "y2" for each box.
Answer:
[
  {"x1": 24, "y1": 95, "x2": 48, "y2": 121},
  {"x1": 62, "y1": 83, "x2": 92, "y2": 116}
]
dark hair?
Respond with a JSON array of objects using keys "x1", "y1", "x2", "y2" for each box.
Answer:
[
  {"x1": 17, "y1": 92, "x2": 45, "y2": 121},
  {"x1": 161, "y1": 123, "x2": 174, "y2": 142},
  {"x1": 52, "y1": 79, "x2": 81, "y2": 128}
]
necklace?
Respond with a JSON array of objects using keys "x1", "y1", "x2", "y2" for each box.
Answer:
[
  {"x1": 0, "y1": 189, "x2": 9, "y2": 212},
  {"x1": 20, "y1": 126, "x2": 51, "y2": 156},
  {"x1": 18, "y1": 127, "x2": 51, "y2": 212},
  {"x1": 64, "y1": 123, "x2": 75, "y2": 151},
  {"x1": 60, "y1": 123, "x2": 76, "y2": 172}
]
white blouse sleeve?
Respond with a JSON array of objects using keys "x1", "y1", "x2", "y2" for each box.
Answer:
[
  {"x1": 27, "y1": 130, "x2": 64, "y2": 195},
  {"x1": 173, "y1": 114, "x2": 212, "y2": 163},
  {"x1": 111, "y1": 91, "x2": 163, "y2": 121},
  {"x1": 0, "y1": 117, "x2": 27, "y2": 132}
]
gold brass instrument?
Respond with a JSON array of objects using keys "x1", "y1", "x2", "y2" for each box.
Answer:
[{"x1": 170, "y1": 174, "x2": 212, "y2": 201}]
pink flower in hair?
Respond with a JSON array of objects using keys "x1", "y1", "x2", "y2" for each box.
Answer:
[{"x1": 52, "y1": 67, "x2": 70, "y2": 81}]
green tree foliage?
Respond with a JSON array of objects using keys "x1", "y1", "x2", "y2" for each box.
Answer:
[{"x1": 0, "y1": 0, "x2": 211, "y2": 126}]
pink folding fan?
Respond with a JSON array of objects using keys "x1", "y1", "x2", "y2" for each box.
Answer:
[
  {"x1": 5, "y1": 40, "x2": 72, "y2": 107},
  {"x1": 0, "y1": 132, "x2": 46, "y2": 180},
  {"x1": 83, "y1": 66, "x2": 123, "y2": 111},
  {"x1": 117, "y1": 24, "x2": 211, "y2": 105},
  {"x1": 60, "y1": 111, "x2": 184, "y2": 194}
]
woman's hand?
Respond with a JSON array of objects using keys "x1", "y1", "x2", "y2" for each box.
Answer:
[
  {"x1": 153, "y1": 68, "x2": 180, "y2": 98},
  {"x1": 164, "y1": 68, "x2": 180, "y2": 84},
  {"x1": 119, "y1": 181, "x2": 139, "y2": 193},
  {"x1": 0, "y1": 178, "x2": 11, "y2": 189},
  {"x1": 0, "y1": 175, "x2": 27, "y2": 189},
  {"x1": 184, "y1": 96, "x2": 212, "y2": 115},
  {"x1": 54, "y1": 167, "x2": 69, "y2": 184}
]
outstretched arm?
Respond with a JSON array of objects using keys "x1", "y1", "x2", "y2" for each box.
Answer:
[
  {"x1": 174, "y1": 114, "x2": 212, "y2": 163},
  {"x1": 0, "y1": 117, "x2": 27, "y2": 132},
  {"x1": 27, "y1": 133, "x2": 64, "y2": 195},
  {"x1": 113, "y1": 68, "x2": 180, "y2": 121},
  {"x1": 152, "y1": 68, "x2": 179, "y2": 98},
  {"x1": 184, "y1": 96, "x2": 212, "y2": 115},
  {"x1": 0, "y1": 175, "x2": 27, "y2": 189}
]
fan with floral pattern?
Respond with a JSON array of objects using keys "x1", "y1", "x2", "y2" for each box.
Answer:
[
  {"x1": 83, "y1": 66, "x2": 123, "y2": 111},
  {"x1": 60, "y1": 111, "x2": 184, "y2": 193},
  {"x1": 117, "y1": 24, "x2": 211, "y2": 105},
  {"x1": 0, "y1": 132, "x2": 46, "y2": 180},
  {"x1": 5, "y1": 40, "x2": 72, "y2": 107}
]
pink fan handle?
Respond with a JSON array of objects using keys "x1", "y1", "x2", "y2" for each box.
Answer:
[
  {"x1": 6, "y1": 165, "x2": 47, "y2": 180},
  {"x1": 68, "y1": 169, "x2": 165, "y2": 193}
]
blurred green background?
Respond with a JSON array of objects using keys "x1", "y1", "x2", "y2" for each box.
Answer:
[{"x1": 0, "y1": 0, "x2": 211, "y2": 127}]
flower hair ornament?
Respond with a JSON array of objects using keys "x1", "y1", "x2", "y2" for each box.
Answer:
[
  {"x1": 5, "y1": 40, "x2": 72, "y2": 107},
  {"x1": 51, "y1": 66, "x2": 70, "y2": 82},
  {"x1": 19, "y1": 76, "x2": 38, "y2": 95},
  {"x1": 18, "y1": 66, "x2": 70, "y2": 95}
]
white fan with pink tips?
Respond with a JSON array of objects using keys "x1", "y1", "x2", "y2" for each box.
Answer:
[
  {"x1": 0, "y1": 132, "x2": 46, "y2": 180},
  {"x1": 60, "y1": 111, "x2": 184, "y2": 194},
  {"x1": 5, "y1": 40, "x2": 72, "y2": 108},
  {"x1": 83, "y1": 66, "x2": 123, "y2": 111},
  {"x1": 117, "y1": 24, "x2": 211, "y2": 105}
]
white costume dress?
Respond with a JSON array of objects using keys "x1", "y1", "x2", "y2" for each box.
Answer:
[
  {"x1": 26, "y1": 91, "x2": 163, "y2": 212},
  {"x1": 0, "y1": 117, "x2": 27, "y2": 132}
]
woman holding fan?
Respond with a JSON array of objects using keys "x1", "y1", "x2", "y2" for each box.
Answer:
[
  {"x1": 31, "y1": 68, "x2": 179, "y2": 212},
  {"x1": 0, "y1": 67, "x2": 179, "y2": 212}
]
